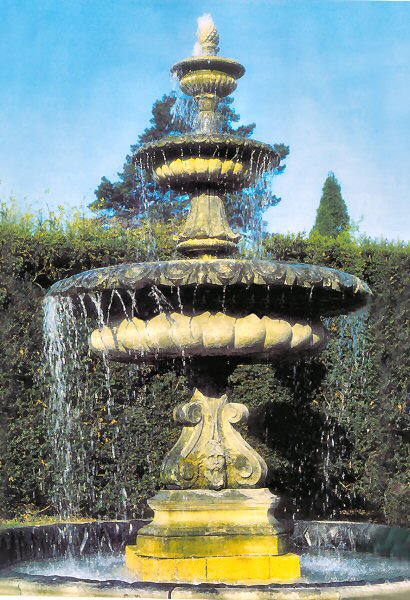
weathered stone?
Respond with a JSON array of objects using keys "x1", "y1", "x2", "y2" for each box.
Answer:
[
  {"x1": 118, "y1": 318, "x2": 149, "y2": 352},
  {"x1": 262, "y1": 317, "x2": 292, "y2": 351},
  {"x1": 177, "y1": 193, "x2": 240, "y2": 256},
  {"x1": 169, "y1": 312, "x2": 199, "y2": 349},
  {"x1": 202, "y1": 312, "x2": 235, "y2": 350},
  {"x1": 89, "y1": 313, "x2": 329, "y2": 361},
  {"x1": 146, "y1": 314, "x2": 174, "y2": 351},
  {"x1": 161, "y1": 389, "x2": 267, "y2": 490},
  {"x1": 234, "y1": 314, "x2": 265, "y2": 351},
  {"x1": 190, "y1": 311, "x2": 211, "y2": 345},
  {"x1": 45, "y1": 14, "x2": 376, "y2": 591},
  {"x1": 48, "y1": 259, "x2": 372, "y2": 317},
  {"x1": 290, "y1": 322, "x2": 312, "y2": 349},
  {"x1": 126, "y1": 488, "x2": 300, "y2": 585}
]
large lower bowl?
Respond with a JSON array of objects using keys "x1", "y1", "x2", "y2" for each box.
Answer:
[
  {"x1": 89, "y1": 312, "x2": 328, "y2": 361},
  {"x1": 47, "y1": 258, "x2": 371, "y2": 363},
  {"x1": 47, "y1": 258, "x2": 371, "y2": 318},
  {"x1": 1, "y1": 520, "x2": 409, "y2": 598}
]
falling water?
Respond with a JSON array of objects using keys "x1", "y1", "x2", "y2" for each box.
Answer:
[
  {"x1": 170, "y1": 79, "x2": 196, "y2": 132},
  {"x1": 43, "y1": 295, "x2": 92, "y2": 517},
  {"x1": 43, "y1": 291, "x2": 137, "y2": 519},
  {"x1": 320, "y1": 310, "x2": 371, "y2": 517}
]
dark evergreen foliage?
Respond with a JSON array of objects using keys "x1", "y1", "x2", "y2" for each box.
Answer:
[
  {"x1": 0, "y1": 208, "x2": 408, "y2": 526},
  {"x1": 90, "y1": 93, "x2": 289, "y2": 226},
  {"x1": 312, "y1": 173, "x2": 350, "y2": 237}
]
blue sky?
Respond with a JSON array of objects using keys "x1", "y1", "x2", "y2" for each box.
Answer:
[{"x1": 0, "y1": 0, "x2": 409, "y2": 240}]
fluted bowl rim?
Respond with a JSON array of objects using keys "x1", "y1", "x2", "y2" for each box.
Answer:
[{"x1": 46, "y1": 258, "x2": 372, "y2": 317}]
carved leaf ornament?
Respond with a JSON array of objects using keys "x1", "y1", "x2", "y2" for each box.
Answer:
[{"x1": 161, "y1": 389, "x2": 267, "y2": 490}]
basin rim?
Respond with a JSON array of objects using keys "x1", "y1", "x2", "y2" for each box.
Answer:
[
  {"x1": 47, "y1": 258, "x2": 372, "y2": 317},
  {"x1": 134, "y1": 133, "x2": 280, "y2": 166},
  {"x1": 0, "y1": 519, "x2": 409, "y2": 598}
]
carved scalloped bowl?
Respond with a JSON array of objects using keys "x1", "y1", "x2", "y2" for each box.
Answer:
[
  {"x1": 89, "y1": 312, "x2": 328, "y2": 361},
  {"x1": 48, "y1": 259, "x2": 371, "y2": 314},
  {"x1": 179, "y1": 70, "x2": 237, "y2": 98},
  {"x1": 134, "y1": 134, "x2": 280, "y2": 191},
  {"x1": 48, "y1": 258, "x2": 372, "y2": 363},
  {"x1": 171, "y1": 56, "x2": 245, "y2": 81}
]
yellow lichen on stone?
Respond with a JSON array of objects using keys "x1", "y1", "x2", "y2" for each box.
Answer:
[
  {"x1": 146, "y1": 314, "x2": 174, "y2": 351},
  {"x1": 291, "y1": 322, "x2": 313, "y2": 349},
  {"x1": 190, "y1": 311, "x2": 211, "y2": 344},
  {"x1": 135, "y1": 533, "x2": 285, "y2": 558},
  {"x1": 262, "y1": 317, "x2": 292, "y2": 351},
  {"x1": 169, "y1": 159, "x2": 184, "y2": 176},
  {"x1": 207, "y1": 157, "x2": 222, "y2": 175},
  {"x1": 179, "y1": 70, "x2": 237, "y2": 98},
  {"x1": 234, "y1": 314, "x2": 265, "y2": 351},
  {"x1": 202, "y1": 312, "x2": 235, "y2": 350},
  {"x1": 221, "y1": 159, "x2": 234, "y2": 175},
  {"x1": 117, "y1": 318, "x2": 150, "y2": 352},
  {"x1": 195, "y1": 158, "x2": 209, "y2": 175},
  {"x1": 269, "y1": 553, "x2": 301, "y2": 581},
  {"x1": 154, "y1": 157, "x2": 249, "y2": 190},
  {"x1": 311, "y1": 321, "x2": 327, "y2": 349},
  {"x1": 169, "y1": 312, "x2": 199, "y2": 349},
  {"x1": 90, "y1": 314, "x2": 328, "y2": 358},
  {"x1": 161, "y1": 164, "x2": 172, "y2": 178},
  {"x1": 126, "y1": 548, "x2": 207, "y2": 584},
  {"x1": 126, "y1": 547, "x2": 300, "y2": 584},
  {"x1": 126, "y1": 489, "x2": 300, "y2": 584},
  {"x1": 185, "y1": 158, "x2": 196, "y2": 175}
]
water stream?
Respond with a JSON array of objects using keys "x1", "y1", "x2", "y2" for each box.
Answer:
[{"x1": 7, "y1": 549, "x2": 410, "y2": 584}]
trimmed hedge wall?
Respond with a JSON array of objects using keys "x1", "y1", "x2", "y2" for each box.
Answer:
[{"x1": 0, "y1": 206, "x2": 409, "y2": 526}]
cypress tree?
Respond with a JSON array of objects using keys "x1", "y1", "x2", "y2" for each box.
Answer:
[{"x1": 312, "y1": 172, "x2": 349, "y2": 237}]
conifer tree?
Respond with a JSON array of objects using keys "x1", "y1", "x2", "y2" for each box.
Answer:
[
  {"x1": 90, "y1": 93, "x2": 289, "y2": 228},
  {"x1": 312, "y1": 172, "x2": 349, "y2": 237}
]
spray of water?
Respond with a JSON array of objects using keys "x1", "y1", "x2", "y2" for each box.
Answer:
[
  {"x1": 193, "y1": 14, "x2": 215, "y2": 56},
  {"x1": 43, "y1": 296, "x2": 92, "y2": 517}
]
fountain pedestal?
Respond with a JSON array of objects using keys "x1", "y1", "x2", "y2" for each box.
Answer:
[
  {"x1": 126, "y1": 365, "x2": 300, "y2": 583},
  {"x1": 126, "y1": 488, "x2": 300, "y2": 584}
]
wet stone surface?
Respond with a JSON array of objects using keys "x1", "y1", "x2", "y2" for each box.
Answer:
[{"x1": 47, "y1": 259, "x2": 371, "y2": 318}]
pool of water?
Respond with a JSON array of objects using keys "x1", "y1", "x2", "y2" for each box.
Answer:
[{"x1": 4, "y1": 550, "x2": 410, "y2": 584}]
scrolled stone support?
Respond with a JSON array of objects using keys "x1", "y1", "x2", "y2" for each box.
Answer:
[{"x1": 161, "y1": 388, "x2": 267, "y2": 491}]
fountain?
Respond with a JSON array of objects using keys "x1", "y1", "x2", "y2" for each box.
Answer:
[
  {"x1": 46, "y1": 15, "x2": 369, "y2": 585},
  {"x1": 1, "y1": 15, "x2": 409, "y2": 599}
]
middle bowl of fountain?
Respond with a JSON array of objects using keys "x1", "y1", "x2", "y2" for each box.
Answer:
[{"x1": 134, "y1": 134, "x2": 280, "y2": 191}]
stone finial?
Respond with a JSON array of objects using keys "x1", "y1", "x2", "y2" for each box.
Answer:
[{"x1": 196, "y1": 14, "x2": 219, "y2": 56}]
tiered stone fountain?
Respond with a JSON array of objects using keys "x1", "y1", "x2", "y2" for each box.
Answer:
[{"x1": 46, "y1": 17, "x2": 371, "y2": 585}]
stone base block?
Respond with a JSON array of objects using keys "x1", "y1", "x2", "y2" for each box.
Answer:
[
  {"x1": 126, "y1": 546, "x2": 301, "y2": 584},
  {"x1": 136, "y1": 532, "x2": 289, "y2": 558},
  {"x1": 126, "y1": 488, "x2": 301, "y2": 584}
]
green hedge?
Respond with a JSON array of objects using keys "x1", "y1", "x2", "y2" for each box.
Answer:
[{"x1": 0, "y1": 204, "x2": 409, "y2": 526}]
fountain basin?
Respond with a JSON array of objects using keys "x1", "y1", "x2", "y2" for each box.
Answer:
[
  {"x1": 1, "y1": 520, "x2": 409, "y2": 598},
  {"x1": 171, "y1": 56, "x2": 245, "y2": 80}
]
